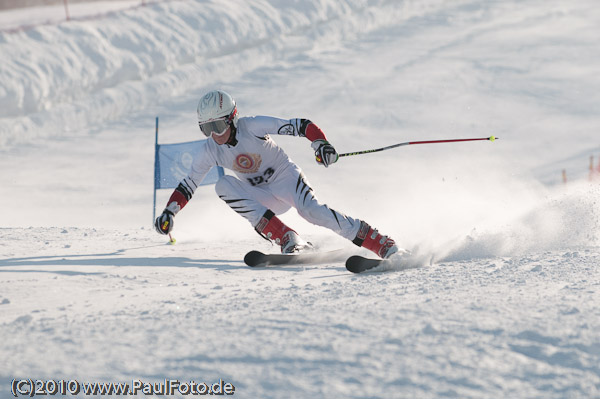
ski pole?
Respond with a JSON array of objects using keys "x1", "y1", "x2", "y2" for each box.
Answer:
[
  {"x1": 339, "y1": 136, "x2": 497, "y2": 158},
  {"x1": 168, "y1": 233, "x2": 176, "y2": 245}
]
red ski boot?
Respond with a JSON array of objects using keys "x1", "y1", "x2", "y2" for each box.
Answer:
[
  {"x1": 352, "y1": 221, "x2": 398, "y2": 259},
  {"x1": 255, "y1": 210, "x2": 311, "y2": 253}
]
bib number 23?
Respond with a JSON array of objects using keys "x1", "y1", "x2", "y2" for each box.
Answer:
[{"x1": 247, "y1": 167, "x2": 274, "y2": 186}]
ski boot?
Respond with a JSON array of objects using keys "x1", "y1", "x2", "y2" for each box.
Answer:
[
  {"x1": 352, "y1": 221, "x2": 398, "y2": 259},
  {"x1": 281, "y1": 230, "x2": 313, "y2": 254},
  {"x1": 255, "y1": 210, "x2": 312, "y2": 254}
]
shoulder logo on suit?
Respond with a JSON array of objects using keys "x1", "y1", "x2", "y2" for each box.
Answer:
[{"x1": 277, "y1": 124, "x2": 295, "y2": 136}]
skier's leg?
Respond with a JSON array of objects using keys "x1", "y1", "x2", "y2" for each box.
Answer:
[
  {"x1": 215, "y1": 175, "x2": 283, "y2": 225},
  {"x1": 272, "y1": 168, "x2": 398, "y2": 258},
  {"x1": 293, "y1": 173, "x2": 361, "y2": 239},
  {"x1": 215, "y1": 175, "x2": 309, "y2": 253}
]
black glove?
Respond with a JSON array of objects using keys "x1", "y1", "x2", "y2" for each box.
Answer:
[
  {"x1": 311, "y1": 139, "x2": 339, "y2": 168},
  {"x1": 154, "y1": 209, "x2": 174, "y2": 235}
]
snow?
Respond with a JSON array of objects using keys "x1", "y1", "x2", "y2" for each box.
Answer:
[
  {"x1": 1, "y1": 0, "x2": 600, "y2": 398},
  {"x1": 0, "y1": 1, "x2": 145, "y2": 32}
]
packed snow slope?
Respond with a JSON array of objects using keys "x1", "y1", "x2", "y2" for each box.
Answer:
[{"x1": 1, "y1": 0, "x2": 600, "y2": 398}]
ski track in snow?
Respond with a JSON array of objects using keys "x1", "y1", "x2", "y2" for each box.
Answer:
[
  {"x1": 1, "y1": 228, "x2": 599, "y2": 398},
  {"x1": 1, "y1": 0, "x2": 600, "y2": 398}
]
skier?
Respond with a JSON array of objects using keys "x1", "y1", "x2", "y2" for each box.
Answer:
[{"x1": 155, "y1": 90, "x2": 398, "y2": 259}]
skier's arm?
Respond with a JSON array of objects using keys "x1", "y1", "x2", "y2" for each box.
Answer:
[
  {"x1": 155, "y1": 143, "x2": 214, "y2": 235},
  {"x1": 154, "y1": 176, "x2": 198, "y2": 235},
  {"x1": 245, "y1": 116, "x2": 339, "y2": 167},
  {"x1": 299, "y1": 119, "x2": 339, "y2": 168},
  {"x1": 276, "y1": 117, "x2": 339, "y2": 167}
]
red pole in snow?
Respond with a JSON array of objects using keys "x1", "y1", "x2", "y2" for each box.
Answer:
[{"x1": 63, "y1": 0, "x2": 70, "y2": 21}]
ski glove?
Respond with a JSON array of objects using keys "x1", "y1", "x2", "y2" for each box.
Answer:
[
  {"x1": 311, "y1": 139, "x2": 339, "y2": 167},
  {"x1": 154, "y1": 209, "x2": 174, "y2": 235}
]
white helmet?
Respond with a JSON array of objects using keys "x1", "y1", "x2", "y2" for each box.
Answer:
[{"x1": 197, "y1": 90, "x2": 238, "y2": 137}]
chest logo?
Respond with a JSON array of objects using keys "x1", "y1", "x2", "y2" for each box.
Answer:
[{"x1": 233, "y1": 153, "x2": 262, "y2": 174}]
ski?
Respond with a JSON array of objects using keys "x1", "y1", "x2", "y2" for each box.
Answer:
[
  {"x1": 244, "y1": 249, "x2": 347, "y2": 267},
  {"x1": 345, "y1": 255, "x2": 389, "y2": 273}
]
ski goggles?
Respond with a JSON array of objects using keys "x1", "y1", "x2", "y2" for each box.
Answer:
[{"x1": 199, "y1": 118, "x2": 230, "y2": 138}]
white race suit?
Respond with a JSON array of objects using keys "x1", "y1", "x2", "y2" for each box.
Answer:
[{"x1": 174, "y1": 116, "x2": 362, "y2": 241}]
